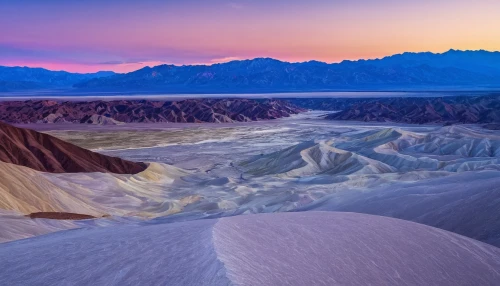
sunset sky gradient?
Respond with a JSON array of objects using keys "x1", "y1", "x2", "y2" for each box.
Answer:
[{"x1": 1, "y1": 0, "x2": 500, "y2": 73}]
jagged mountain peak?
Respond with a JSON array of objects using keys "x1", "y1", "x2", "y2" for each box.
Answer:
[{"x1": 73, "y1": 50, "x2": 500, "y2": 92}]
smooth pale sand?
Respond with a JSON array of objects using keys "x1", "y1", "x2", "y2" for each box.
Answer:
[
  {"x1": 0, "y1": 162, "x2": 188, "y2": 216},
  {"x1": 0, "y1": 161, "x2": 192, "y2": 242},
  {"x1": 1, "y1": 212, "x2": 500, "y2": 286}
]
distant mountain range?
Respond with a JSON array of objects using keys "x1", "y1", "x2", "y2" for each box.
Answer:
[
  {"x1": 3, "y1": 49, "x2": 500, "y2": 93},
  {"x1": 74, "y1": 49, "x2": 500, "y2": 92},
  {"x1": 0, "y1": 66, "x2": 114, "y2": 92}
]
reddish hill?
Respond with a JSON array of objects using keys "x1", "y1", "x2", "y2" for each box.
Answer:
[
  {"x1": 0, "y1": 99, "x2": 305, "y2": 124},
  {"x1": 0, "y1": 121, "x2": 147, "y2": 174},
  {"x1": 323, "y1": 95, "x2": 500, "y2": 124}
]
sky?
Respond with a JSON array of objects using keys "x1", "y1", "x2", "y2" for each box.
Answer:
[{"x1": 1, "y1": 0, "x2": 500, "y2": 73}]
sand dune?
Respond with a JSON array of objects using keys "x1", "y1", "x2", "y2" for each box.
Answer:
[
  {"x1": 1, "y1": 212, "x2": 500, "y2": 286},
  {"x1": 380, "y1": 127, "x2": 500, "y2": 158},
  {"x1": 0, "y1": 162, "x2": 104, "y2": 216},
  {"x1": 3, "y1": 115, "x2": 500, "y2": 249},
  {"x1": 297, "y1": 170, "x2": 500, "y2": 247},
  {"x1": 0, "y1": 210, "x2": 79, "y2": 243},
  {"x1": 242, "y1": 126, "x2": 500, "y2": 177},
  {"x1": 0, "y1": 161, "x2": 193, "y2": 242},
  {"x1": 338, "y1": 127, "x2": 500, "y2": 172},
  {"x1": 0, "y1": 161, "x2": 189, "y2": 217},
  {"x1": 243, "y1": 141, "x2": 395, "y2": 177}
]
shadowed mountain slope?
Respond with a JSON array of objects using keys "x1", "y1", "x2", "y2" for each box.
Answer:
[{"x1": 0, "y1": 121, "x2": 147, "y2": 173}]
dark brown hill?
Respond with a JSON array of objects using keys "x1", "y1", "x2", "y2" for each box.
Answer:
[
  {"x1": 0, "y1": 121, "x2": 147, "y2": 174},
  {"x1": 324, "y1": 95, "x2": 500, "y2": 124}
]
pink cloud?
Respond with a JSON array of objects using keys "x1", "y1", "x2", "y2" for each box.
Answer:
[{"x1": 210, "y1": 57, "x2": 241, "y2": 63}]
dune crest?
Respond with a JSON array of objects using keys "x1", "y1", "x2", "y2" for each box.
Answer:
[{"x1": 2, "y1": 212, "x2": 500, "y2": 285}]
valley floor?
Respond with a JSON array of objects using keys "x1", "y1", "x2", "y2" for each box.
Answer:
[{"x1": 3, "y1": 111, "x2": 500, "y2": 247}]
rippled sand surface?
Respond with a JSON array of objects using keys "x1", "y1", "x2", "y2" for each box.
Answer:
[{"x1": 2, "y1": 212, "x2": 500, "y2": 286}]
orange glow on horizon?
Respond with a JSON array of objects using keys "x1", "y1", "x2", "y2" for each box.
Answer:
[{"x1": 1, "y1": 0, "x2": 500, "y2": 72}]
